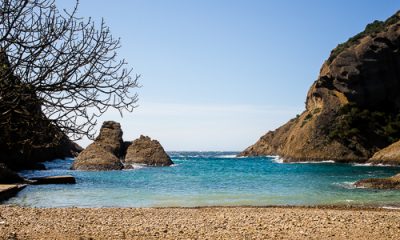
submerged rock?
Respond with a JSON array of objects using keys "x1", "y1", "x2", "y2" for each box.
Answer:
[
  {"x1": 355, "y1": 174, "x2": 400, "y2": 189},
  {"x1": 240, "y1": 11, "x2": 400, "y2": 163},
  {"x1": 71, "y1": 121, "x2": 124, "y2": 170},
  {"x1": 124, "y1": 135, "x2": 173, "y2": 167}
]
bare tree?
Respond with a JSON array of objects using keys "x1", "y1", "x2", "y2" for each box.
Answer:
[{"x1": 0, "y1": 0, "x2": 139, "y2": 145}]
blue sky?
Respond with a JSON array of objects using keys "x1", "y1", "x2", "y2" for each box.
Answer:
[{"x1": 59, "y1": 1, "x2": 400, "y2": 150}]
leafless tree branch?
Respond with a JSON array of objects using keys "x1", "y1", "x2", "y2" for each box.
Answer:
[{"x1": 0, "y1": 0, "x2": 139, "y2": 146}]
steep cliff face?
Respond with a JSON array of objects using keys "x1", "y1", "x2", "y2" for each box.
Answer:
[{"x1": 240, "y1": 12, "x2": 400, "y2": 162}]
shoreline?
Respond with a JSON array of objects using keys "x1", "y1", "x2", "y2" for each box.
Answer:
[
  {"x1": 4, "y1": 203, "x2": 400, "y2": 211},
  {"x1": 1, "y1": 205, "x2": 400, "y2": 239}
]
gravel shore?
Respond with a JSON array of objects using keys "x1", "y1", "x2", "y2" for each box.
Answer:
[{"x1": 1, "y1": 205, "x2": 400, "y2": 239}]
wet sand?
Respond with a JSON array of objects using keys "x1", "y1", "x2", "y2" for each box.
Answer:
[{"x1": 0, "y1": 205, "x2": 400, "y2": 239}]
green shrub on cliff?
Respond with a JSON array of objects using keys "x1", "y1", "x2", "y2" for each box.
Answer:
[
  {"x1": 328, "y1": 11, "x2": 400, "y2": 63},
  {"x1": 328, "y1": 103, "x2": 400, "y2": 148}
]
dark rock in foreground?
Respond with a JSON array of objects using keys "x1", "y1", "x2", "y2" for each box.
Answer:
[
  {"x1": 124, "y1": 135, "x2": 173, "y2": 167},
  {"x1": 30, "y1": 175, "x2": 76, "y2": 185},
  {"x1": 71, "y1": 121, "x2": 124, "y2": 170},
  {"x1": 355, "y1": 174, "x2": 400, "y2": 189},
  {"x1": 0, "y1": 184, "x2": 27, "y2": 202},
  {"x1": 0, "y1": 164, "x2": 25, "y2": 184}
]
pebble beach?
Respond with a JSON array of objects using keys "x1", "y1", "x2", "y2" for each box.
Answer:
[{"x1": 1, "y1": 206, "x2": 400, "y2": 239}]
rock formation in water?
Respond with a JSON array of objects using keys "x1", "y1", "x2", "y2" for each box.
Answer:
[
  {"x1": 71, "y1": 122, "x2": 173, "y2": 170},
  {"x1": 240, "y1": 11, "x2": 400, "y2": 163},
  {"x1": 124, "y1": 135, "x2": 173, "y2": 167},
  {"x1": 0, "y1": 50, "x2": 81, "y2": 183},
  {"x1": 368, "y1": 140, "x2": 400, "y2": 165},
  {"x1": 71, "y1": 121, "x2": 124, "y2": 170},
  {"x1": 355, "y1": 173, "x2": 400, "y2": 189}
]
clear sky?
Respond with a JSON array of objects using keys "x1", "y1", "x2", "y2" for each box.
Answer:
[{"x1": 58, "y1": 1, "x2": 400, "y2": 151}]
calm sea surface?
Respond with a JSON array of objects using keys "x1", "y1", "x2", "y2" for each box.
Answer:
[{"x1": 5, "y1": 152, "x2": 400, "y2": 208}]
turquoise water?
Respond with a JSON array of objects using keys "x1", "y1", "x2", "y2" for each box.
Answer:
[{"x1": 4, "y1": 152, "x2": 400, "y2": 208}]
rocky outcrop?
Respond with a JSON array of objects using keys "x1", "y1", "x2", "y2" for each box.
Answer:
[
  {"x1": 368, "y1": 140, "x2": 400, "y2": 165},
  {"x1": 71, "y1": 122, "x2": 173, "y2": 170},
  {"x1": 71, "y1": 121, "x2": 124, "y2": 170},
  {"x1": 124, "y1": 135, "x2": 173, "y2": 167},
  {"x1": 240, "y1": 11, "x2": 400, "y2": 163},
  {"x1": 355, "y1": 174, "x2": 400, "y2": 189}
]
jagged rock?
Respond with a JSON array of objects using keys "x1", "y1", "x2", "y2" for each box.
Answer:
[
  {"x1": 240, "y1": 11, "x2": 400, "y2": 163},
  {"x1": 368, "y1": 140, "x2": 400, "y2": 165},
  {"x1": 71, "y1": 121, "x2": 124, "y2": 170},
  {"x1": 71, "y1": 122, "x2": 173, "y2": 170},
  {"x1": 0, "y1": 164, "x2": 25, "y2": 184},
  {"x1": 355, "y1": 174, "x2": 400, "y2": 189},
  {"x1": 93, "y1": 121, "x2": 124, "y2": 156},
  {"x1": 124, "y1": 135, "x2": 173, "y2": 167}
]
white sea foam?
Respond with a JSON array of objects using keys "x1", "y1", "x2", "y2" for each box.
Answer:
[
  {"x1": 352, "y1": 163, "x2": 373, "y2": 167},
  {"x1": 124, "y1": 163, "x2": 147, "y2": 170},
  {"x1": 269, "y1": 156, "x2": 336, "y2": 164},
  {"x1": 333, "y1": 181, "x2": 357, "y2": 189},
  {"x1": 291, "y1": 160, "x2": 335, "y2": 164},
  {"x1": 217, "y1": 154, "x2": 237, "y2": 159},
  {"x1": 352, "y1": 163, "x2": 395, "y2": 167},
  {"x1": 382, "y1": 206, "x2": 400, "y2": 210},
  {"x1": 271, "y1": 156, "x2": 284, "y2": 164}
]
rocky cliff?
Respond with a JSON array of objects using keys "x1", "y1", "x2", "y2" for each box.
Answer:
[
  {"x1": 0, "y1": 50, "x2": 81, "y2": 176},
  {"x1": 240, "y1": 11, "x2": 400, "y2": 163}
]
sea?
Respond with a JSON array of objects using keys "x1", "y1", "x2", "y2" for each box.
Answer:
[{"x1": 4, "y1": 152, "x2": 400, "y2": 208}]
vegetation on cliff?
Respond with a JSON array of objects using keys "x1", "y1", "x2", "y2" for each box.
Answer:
[
  {"x1": 327, "y1": 103, "x2": 400, "y2": 152},
  {"x1": 329, "y1": 11, "x2": 400, "y2": 63}
]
